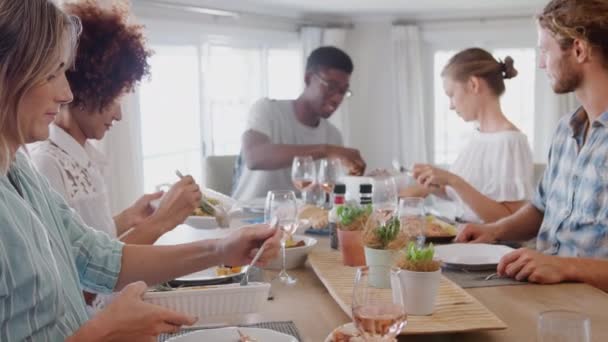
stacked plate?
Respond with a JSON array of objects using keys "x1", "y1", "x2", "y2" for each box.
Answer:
[{"x1": 435, "y1": 243, "x2": 515, "y2": 271}]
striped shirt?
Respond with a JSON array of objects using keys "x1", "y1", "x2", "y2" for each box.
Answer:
[
  {"x1": 532, "y1": 107, "x2": 608, "y2": 257},
  {"x1": 0, "y1": 151, "x2": 123, "y2": 341}
]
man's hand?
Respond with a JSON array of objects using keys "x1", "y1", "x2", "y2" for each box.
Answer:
[
  {"x1": 216, "y1": 224, "x2": 281, "y2": 266},
  {"x1": 327, "y1": 145, "x2": 366, "y2": 175},
  {"x1": 455, "y1": 223, "x2": 499, "y2": 243},
  {"x1": 498, "y1": 248, "x2": 570, "y2": 284}
]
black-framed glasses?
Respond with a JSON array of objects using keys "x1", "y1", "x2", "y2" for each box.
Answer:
[{"x1": 315, "y1": 74, "x2": 353, "y2": 98}]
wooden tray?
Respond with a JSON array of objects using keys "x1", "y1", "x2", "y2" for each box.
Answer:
[{"x1": 308, "y1": 249, "x2": 507, "y2": 335}]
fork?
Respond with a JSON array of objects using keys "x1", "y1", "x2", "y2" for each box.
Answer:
[
  {"x1": 484, "y1": 273, "x2": 502, "y2": 281},
  {"x1": 237, "y1": 328, "x2": 257, "y2": 342},
  {"x1": 175, "y1": 170, "x2": 230, "y2": 228}
]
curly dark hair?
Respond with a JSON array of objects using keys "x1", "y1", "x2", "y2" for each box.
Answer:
[{"x1": 64, "y1": 0, "x2": 151, "y2": 112}]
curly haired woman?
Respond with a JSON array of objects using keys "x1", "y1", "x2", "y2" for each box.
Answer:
[{"x1": 30, "y1": 1, "x2": 189, "y2": 246}]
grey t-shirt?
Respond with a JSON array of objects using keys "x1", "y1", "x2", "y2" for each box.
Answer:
[{"x1": 232, "y1": 98, "x2": 343, "y2": 201}]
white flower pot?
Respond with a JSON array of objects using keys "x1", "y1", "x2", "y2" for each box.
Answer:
[
  {"x1": 364, "y1": 247, "x2": 396, "y2": 288},
  {"x1": 390, "y1": 268, "x2": 441, "y2": 315}
]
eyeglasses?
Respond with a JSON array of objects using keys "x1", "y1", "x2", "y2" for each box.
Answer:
[{"x1": 315, "y1": 74, "x2": 353, "y2": 98}]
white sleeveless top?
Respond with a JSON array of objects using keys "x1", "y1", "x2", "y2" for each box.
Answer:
[{"x1": 446, "y1": 130, "x2": 534, "y2": 223}]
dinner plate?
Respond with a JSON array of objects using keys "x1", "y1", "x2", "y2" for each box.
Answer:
[
  {"x1": 170, "y1": 266, "x2": 248, "y2": 286},
  {"x1": 435, "y1": 243, "x2": 515, "y2": 271},
  {"x1": 167, "y1": 327, "x2": 297, "y2": 342}
]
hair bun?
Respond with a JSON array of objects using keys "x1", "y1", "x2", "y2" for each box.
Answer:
[{"x1": 501, "y1": 56, "x2": 518, "y2": 79}]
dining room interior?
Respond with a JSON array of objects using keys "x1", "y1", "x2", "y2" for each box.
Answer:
[{"x1": 11, "y1": 0, "x2": 608, "y2": 341}]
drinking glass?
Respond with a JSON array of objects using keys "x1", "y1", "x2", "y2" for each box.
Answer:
[
  {"x1": 372, "y1": 176, "x2": 398, "y2": 224},
  {"x1": 317, "y1": 158, "x2": 344, "y2": 207},
  {"x1": 537, "y1": 310, "x2": 591, "y2": 342},
  {"x1": 291, "y1": 156, "x2": 316, "y2": 203},
  {"x1": 265, "y1": 190, "x2": 298, "y2": 285},
  {"x1": 352, "y1": 266, "x2": 407, "y2": 341},
  {"x1": 398, "y1": 197, "x2": 425, "y2": 246}
]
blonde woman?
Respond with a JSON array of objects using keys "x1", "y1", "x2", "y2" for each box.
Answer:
[
  {"x1": 0, "y1": 1, "x2": 280, "y2": 339},
  {"x1": 403, "y1": 48, "x2": 534, "y2": 223}
]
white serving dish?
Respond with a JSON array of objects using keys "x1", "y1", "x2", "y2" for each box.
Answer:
[
  {"x1": 172, "y1": 266, "x2": 248, "y2": 285},
  {"x1": 143, "y1": 282, "x2": 270, "y2": 324},
  {"x1": 184, "y1": 188, "x2": 237, "y2": 229},
  {"x1": 167, "y1": 327, "x2": 297, "y2": 342},
  {"x1": 435, "y1": 243, "x2": 515, "y2": 271},
  {"x1": 264, "y1": 235, "x2": 317, "y2": 270}
]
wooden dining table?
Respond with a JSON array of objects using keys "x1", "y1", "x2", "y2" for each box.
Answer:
[{"x1": 157, "y1": 225, "x2": 608, "y2": 342}]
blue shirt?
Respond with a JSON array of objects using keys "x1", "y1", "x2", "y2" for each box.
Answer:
[
  {"x1": 0, "y1": 151, "x2": 123, "y2": 341},
  {"x1": 532, "y1": 107, "x2": 608, "y2": 257}
]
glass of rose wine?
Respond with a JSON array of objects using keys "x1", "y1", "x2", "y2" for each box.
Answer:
[
  {"x1": 265, "y1": 190, "x2": 298, "y2": 285},
  {"x1": 291, "y1": 156, "x2": 316, "y2": 203},
  {"x1": 352, "y1": 266, "x2": 407, "y2": 341},
  {"x1": 317, "y1": 158, "x2": 344, "y2": 207},
  {"x1": 372, "y1": 176, "x2": 398, "y2": 224}
]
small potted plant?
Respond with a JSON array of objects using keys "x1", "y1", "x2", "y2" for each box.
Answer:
[
  {"x1": 362, "y1": 214, "x2": 407, "y2": 288},
  {"x1": 337, "y1": 204, "x2": 372, "y2": 266},
  {"x1": 391, "y1": 242, "x2": 442, "y2": 315}
]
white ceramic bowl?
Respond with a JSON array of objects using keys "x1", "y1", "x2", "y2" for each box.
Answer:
[
  {"x1": 264, "y1": 235, "x2": 317, "y2": 270},
  {"x1": 143, "y1": 282, "x2": 270, "y2": 326}
]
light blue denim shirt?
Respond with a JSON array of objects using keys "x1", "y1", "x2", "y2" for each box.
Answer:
[
  {"x1": 533, "y1": 107, "x2": 608, "y2": 257},
  {"x1": 0, "y1": 151, "x2": 123, "y2": 341}
]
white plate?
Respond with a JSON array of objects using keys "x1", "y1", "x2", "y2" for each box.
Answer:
[
  {"x1": 167, "y1": 327, "x2": 297, "y2": 342},
  {"x1": 435, "y1": 243, "x2": 514, "y2": 271},
  {"x1": 172, "y1": 266, "x2": 248, "y2": 285}
]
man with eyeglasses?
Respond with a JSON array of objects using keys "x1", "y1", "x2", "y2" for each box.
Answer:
[{"x1": 232, "y1": 46, "x2": 366, "y2": 201}]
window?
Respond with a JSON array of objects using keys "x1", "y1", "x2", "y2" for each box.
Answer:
[
  {"x1": 139, "y1": 41, "x2": 302, "y2": 192},
  {"x1": 432, "y1": 48, "x2": 536, "y2": 165}
]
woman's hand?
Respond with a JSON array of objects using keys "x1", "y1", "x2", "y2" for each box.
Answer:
[
  {"x1": 114, "y1": 192, "x2": 164, "y2": 232},
  {"x1": 216, "y1": 224, "x2": 281, "y2": 266},
  {"x1": 412, "y1": 164, "x2": 459, "y2": 188},
  {"x1": 72, "y1": 282, "x2": 195, "y2": 342},
  {"x1": 151, "y1": 176, "x2": 202, "y2": 231}
]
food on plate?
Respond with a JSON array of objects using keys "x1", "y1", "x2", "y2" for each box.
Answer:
[
  {"x1": 298, "y1": 204, "x2": 329, "y2": 229},
  {"x1": 192, "y1": 197, "x2": 221, "y2": 216},
  {"x1": 330, "y1": 328, "x2": 364, "y2": 342},
  {"x1": 215, "y1": 265, "x2": 242, "y2": 276},
  {"x1": 285, "y1": 236, "x2": 306, "y2": 248},
  {"x1": 425, "y1": 215, "x2": 458, "y2": 237}
]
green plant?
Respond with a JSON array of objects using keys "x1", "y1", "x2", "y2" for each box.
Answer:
[
  {"x1": 375, "y1": 217, "x2": 400, "y2": 249},
  {"x1": 395, "y1": 242, "x2": 441, "y2": 272},
  {"x1": 406, "y1": 241, "x2": 435, "y2": 262},
  {"x1": 337, "y1": 204, "x2": 372, "y2": 229}
]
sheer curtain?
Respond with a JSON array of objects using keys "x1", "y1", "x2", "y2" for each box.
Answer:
[
  {"x1": 391, "y1": 25, "x2": 428, "y2": 167},
  {"x1": 97, "y1": 91, "x2": 145, "y2": 214},
  {"x1": 300, "y1": 26, "x2": 351, "y2": 145}
]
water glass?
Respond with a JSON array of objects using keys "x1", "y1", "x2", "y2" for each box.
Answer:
[
  {"x1": 537, "y1": 310, "x2": 591, "y2": 342},
  {"x1": 398, "y1": 197, "x2": 425, "y2": 246},
  {"x1": 265, "y1": 190, "x2": 298, "y2": 285}
]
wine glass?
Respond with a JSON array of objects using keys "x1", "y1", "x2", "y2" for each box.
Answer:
[
  {"x1": 265, "y1": 190, "x2": 298, "y2": 285},
  {"x1": 317, "y1": 158, "x2": 344, "y2": 207},
  {"x1": 398, "y1": 197, "x2": 425, "y2": 247},
  {"x1": 537, "y1": 310, "x2": 591, "y2": 342},
  {"x1": 352, "y1": 266, "x2": 407, "y2": 341},
  {"x1": 291, "y1": 156, "x2": 316, "y2": 203},
  {"x1": 372, "y1": 176, "x2": 398, "y2": 224}
]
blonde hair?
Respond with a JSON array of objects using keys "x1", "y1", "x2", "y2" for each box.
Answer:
[
  {"x1": 441, "y1": 47, "x2": 517, "y2": 97},
  {"x1": 0, "y1": 0, "x2": 80, "y2": 173},
  {"x1": 537, "y1": 0, "x2": 608, "y2": 66}
]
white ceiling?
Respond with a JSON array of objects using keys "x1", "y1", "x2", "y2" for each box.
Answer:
[{"x1": 153, "y1": 0, "x2": 548, "y2": 19}]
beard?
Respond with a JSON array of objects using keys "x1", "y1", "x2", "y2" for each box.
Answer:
[{"x1": 551, "y1": 57, "x2": 582, "y2": 94}]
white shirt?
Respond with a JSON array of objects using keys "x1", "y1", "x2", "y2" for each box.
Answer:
[
  {"x1": 446, "y1": 130, "x2": 534, "y2": 223},
  {"x1": 232, "y1": 98, "x2": 344, "y2": 201},
  {"x1": 29, "y1": 123, "x2": 117, "y2": 238}
]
